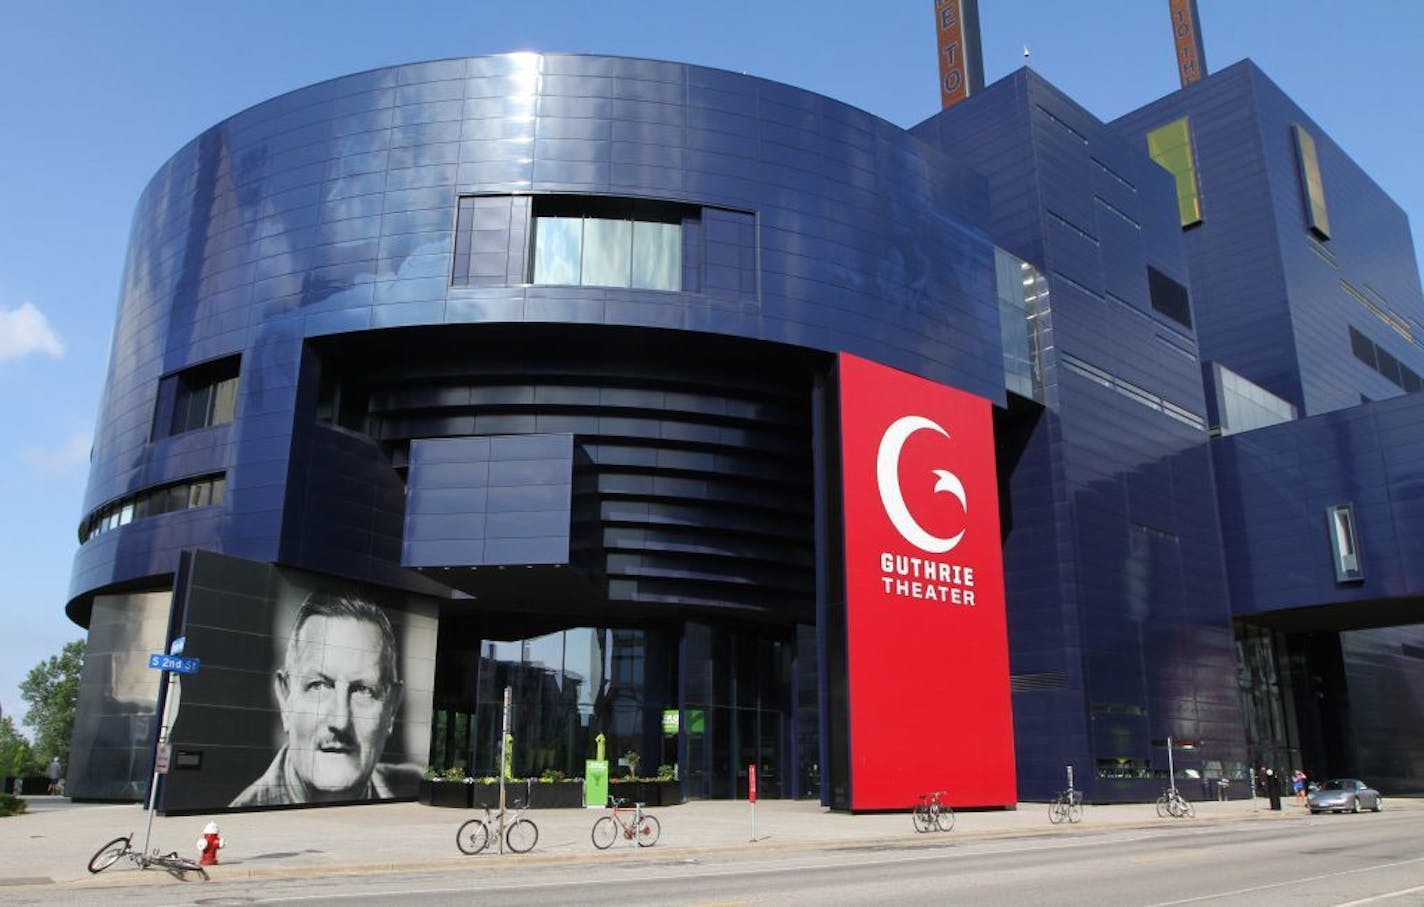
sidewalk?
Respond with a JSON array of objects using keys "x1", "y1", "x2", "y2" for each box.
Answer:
[{"x1": 3, "y1": 793, "x2": 1397, "y2": 890}]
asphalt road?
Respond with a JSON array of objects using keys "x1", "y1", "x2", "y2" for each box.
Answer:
[{"x1": 17, "y1": 807, "x2": 1422, "y2": 906}]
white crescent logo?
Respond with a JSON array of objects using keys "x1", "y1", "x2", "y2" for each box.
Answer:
[{"x1": 876, "y1": 415, "x2": 968, "y2": 553}]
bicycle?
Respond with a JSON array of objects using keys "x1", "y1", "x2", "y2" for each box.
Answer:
[
  {"x1": 1155, "y1": 787, "x2": 1195, "y2": 818},
  {"x1": 87, "y1": 833, "x2": 209, "y2": 881},
  {"x1": 1049, "y1": 787, "x2": 1084, "y2": 824},
  {"x1": 912, "y1": 790, "x2": 955, "y2": 833},
  {"x1": 591, "y1": 797, "x2": 660, "y2": 849},
  {"x1": 456, "y1": 801, "x2": 539, "y2": 854}
]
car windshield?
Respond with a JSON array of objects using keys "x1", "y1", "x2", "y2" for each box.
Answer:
[{"x1": 1319, "y1": 780, "x2": 1354, "y2": 791}]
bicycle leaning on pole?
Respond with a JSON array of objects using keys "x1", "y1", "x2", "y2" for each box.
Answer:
[
  {"x1": 591, "y1": 796, "x2": 660, "y2": 848},
  {"x1": 87, "y1": 833, "x2": 209, "y2": 881},
  {"x1": 1049, "y1": 764, "x2": 1083, "y2": 824},
  {"x1": 912, "y1": 790, "x2": 955, "y2": 833},
  {"x1": 455, "y1": 800, "x2": 539, "y2": 854},
  {"x1": 1155, "y1": 786, "x2": 1195, "y2": 818}
]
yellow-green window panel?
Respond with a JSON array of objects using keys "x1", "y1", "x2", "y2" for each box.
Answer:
[
  {"x1": 1292, "y1": 125, "x2": 1330, "y2": 239},
  {"x1": 1147, "y1": 118, "x2": 1203, "y2": 228}
]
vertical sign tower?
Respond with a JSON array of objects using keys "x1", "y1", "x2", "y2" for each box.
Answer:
[
  {"x1": 935, "y1": 0, "x2": 985, "y2": 111},
  {"x1": 1168, "y1": 0, "x2": 1208, "y2": 87}
]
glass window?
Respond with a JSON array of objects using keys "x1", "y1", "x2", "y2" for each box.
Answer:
[
  {"x1": 1146, "y1": 118, "x2": 1203, "y2": 227},
  {"x1": 582, "y1": 218, "x2": 633, "y2": 287},
  {"x1": 211, "y1": 377, "x2": 238, "y2": 425},
  {"x1": 1293, "y1": 125, "x2": 1330, "y2": 239},
  {"x1": 529, "y1": 197, "x2": 690, "y2": 292},
  {"x1": 632, "y1": 221, "x2": 681, "y2": 290},
  {"x1": 1327, "y1": 504, "x2": 1364, "y2": 582},
  {"x1": 532, "y1": 216, "x2": 583, "y2": 285}
]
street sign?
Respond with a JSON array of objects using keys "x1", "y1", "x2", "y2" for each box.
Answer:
[
  {"x1": 148, "y1": 653, "x2": 200, "y2": 674},
  {"x1": 154, "y1": 745, "x2": 171, "y2": 775},
  {"x1": 169, "y1": 636, "x2": 185, "y2": 655}
]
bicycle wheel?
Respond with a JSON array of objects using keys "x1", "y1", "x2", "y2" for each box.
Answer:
[
  {"x1": 1048, "y1": 797, "x2": 1065, "y2": 824},
  {"x1": 935, "y1": 804, "x2": 955, "y2": 833},
  {"x1": 912, "y1": 803, "x2": 934, "y2": 833},
  {"x1": 456, "y1": 818, "x2": 489, "y2": 855},
  {"x1": 1155, "y1": 794, "x2": 1170, "y2": 818},
  {"x1": 1177, "y1": 797, "x2": 1195, "y2": 819},
  {"x1": 88, "y1": 836, "x2": 130, "y2": 874},
  {"x1": 505, "y1": 818, "x2": 538, "y2": 853},
  {"x1": 635, "y1": 814, "x2": 660, "y2": 847},
  {"x1": 591, "y1": 816, "x2": 619, "y2": 850},
  {"x1": 1067, "y1": 797, "x2": 1084, "y2": 824}
]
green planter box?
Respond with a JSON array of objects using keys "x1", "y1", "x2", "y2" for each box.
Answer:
[
  {"x1": 608, "y1": 779, "x2": 682, "y2": 807},
  {"x1": 418, "y1": 779, "x2": 473, "y2": 808}
]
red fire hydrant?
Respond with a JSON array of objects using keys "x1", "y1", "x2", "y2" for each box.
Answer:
[{"x1": 196, "y1": 821, "x2": 224, "y2": 866}]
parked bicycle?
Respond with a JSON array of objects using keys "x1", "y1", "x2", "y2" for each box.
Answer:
[
  {"x1": 455, "y1": 801, "x2": 539, "y2": 855},
  {"x1": 912, "y1": 790, "x2": 955, "y2": 833},
  {"x1": 87, "y1": 833, "x2": 208, "y2": 881},
  {"x1": 592, "y1": 797, "x2": 660, "y2": 848},
  {"x1": 1049, "y1": 787, "x2": 1084, "y2": 824},
  {"x1": 1155, "y1": 787, "x2": 1195, "y2": 818}
]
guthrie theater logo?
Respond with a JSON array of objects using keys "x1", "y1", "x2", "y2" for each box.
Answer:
[{"x1": 875, "y1": 415, "x2": 976, "y2": 606}]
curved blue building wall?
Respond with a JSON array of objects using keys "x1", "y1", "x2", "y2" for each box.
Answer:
[{"x1": 70, "y1": 53, "x2": 1002, "y2": 619}]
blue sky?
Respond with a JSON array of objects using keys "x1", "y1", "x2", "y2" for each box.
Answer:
[{"x1": 1, "y1": 0, "x2": 1421, "y2": 728}]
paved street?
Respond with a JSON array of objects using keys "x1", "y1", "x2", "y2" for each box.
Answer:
[{"x1": 1, "y1": 795, "x2": 1420, "y2": 904}]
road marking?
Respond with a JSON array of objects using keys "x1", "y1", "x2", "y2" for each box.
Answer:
[
  {"x1": 1334, "y1": 883, "x2": 1424, "y2": 906},
  {"x1": 1143, "y1": 856, "x2": 1424, "y2": 907}
]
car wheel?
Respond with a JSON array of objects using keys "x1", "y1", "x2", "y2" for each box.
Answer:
[
  {"x1": 1351, "y1": 798, "x2": 1361, "y2": 814},
  {"x1": 1373, "y1": 798, "x2": 1382, "y2": 813},
  {"x1": 1310, "y1": 809, "x2": 1321, "y2": 815}
]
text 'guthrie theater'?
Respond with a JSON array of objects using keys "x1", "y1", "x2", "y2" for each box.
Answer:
[{"x1": 65, "y1": 14, "x2": 1424, "y2": 812}]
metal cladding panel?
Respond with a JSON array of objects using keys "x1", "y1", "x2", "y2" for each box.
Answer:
[
  {"x1": 71, "y1": 53, "x2": 1004, "y2": 614},
  {"x1": 403, "y1": 434, "x2": 574, "y2": 568},
  {"x1": 1215, "y1": 392, "x2": 1424, "y2": 616}
]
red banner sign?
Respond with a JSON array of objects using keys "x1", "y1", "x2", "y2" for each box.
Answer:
[
  {"x1": 748, "y1": 763, "x2": 757, "y2": 803},
  {"x1": 838, "y1": 353, "x2": 1016, "y2": 809}
]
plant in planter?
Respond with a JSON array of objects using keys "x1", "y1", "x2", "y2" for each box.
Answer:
[{"x1": 622, "y1": 749, "x2": 641, "y2": 779}]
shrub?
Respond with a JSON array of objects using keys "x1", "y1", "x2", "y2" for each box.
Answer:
[
  {"x1": 538, "y1": 769, "x2": 568, "y2": 783},
  {"x1": 439, "y1": 766, "x2": 467, "y2": 782},
  {"x1": 656, "y1": 763, "x2": 677, "y2": 781},
  {"x1": 0, "y1": 794, "x2": 26, "y2": 817}
]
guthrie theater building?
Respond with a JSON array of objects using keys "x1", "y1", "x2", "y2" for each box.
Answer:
[{"x1": 65, "y1": 48, "x2": 1424, "y2": 811}]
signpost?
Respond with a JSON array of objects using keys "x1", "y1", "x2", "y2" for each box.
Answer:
[
  {"x1": 147, "y1": 653, "x2": 200, "y2": 674},
  {"x1": 144, "y1": 649, "x2": 199, "y2": 857},
  {"x1": 748, "y1": 763, "x2": 758, "y2": 842}
]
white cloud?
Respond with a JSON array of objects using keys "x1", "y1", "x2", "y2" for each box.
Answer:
[
  {"x1": 0, "y1": 302, "x2": 65, "y2": 362},
  {"x1": 21, "y1": 431, "x2": 91, "y2": 475}
]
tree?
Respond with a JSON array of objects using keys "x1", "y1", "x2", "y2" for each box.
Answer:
[
  {"x1": 0, "y1": 716, "x2": 39, "y2": 778},
  {"x1": 19, "y1": 639, "x2": 84, "y2": 768}
]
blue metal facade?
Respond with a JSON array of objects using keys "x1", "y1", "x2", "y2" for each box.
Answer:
[
  {"x1": 70, "y1": 54, "x2": 1002, "y2": 622},
  {"x1": 67, "y1": 52, "x2": 1424, "y2": 803},
  {"x1": 1115, "y1": 61, "x2": 1424, "y2": 792},
  {"x1": 914, "y1": 71, "x2": 1244, "y2": 800}
]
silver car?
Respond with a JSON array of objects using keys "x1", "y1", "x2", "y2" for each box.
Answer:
[{"x1": 1307, "y1": 778, "x2": 1381, "y2": 814}]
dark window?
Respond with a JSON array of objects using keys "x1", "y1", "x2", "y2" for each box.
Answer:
[
  {"x1": 1347, "y1": 326, "x2": 1423, "y2": 394},
  {"x1": 78, "y1": 473, "x2": 226, "y2": 542},
  {"x1": 155, "y1": 355, "x2": 240, "y2": 439},
  {"x1": 1147, "y1": 267, "x2": 1193, "y2": 328},
  {"x1": 1349, "y1": 327, "x2": 1377, "y2": 368},
  {"x1": 1376, "y1": 347, "x2": 1403, "y2": 386}
]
